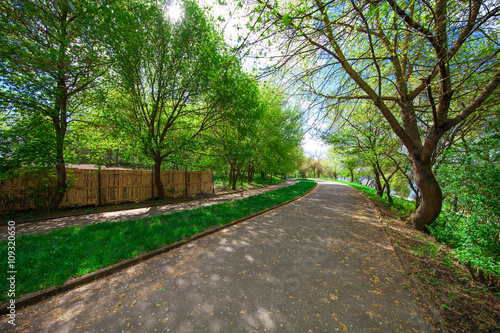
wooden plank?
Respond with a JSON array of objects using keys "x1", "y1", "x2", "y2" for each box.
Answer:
[{"x1": 0, "y1": 168, "x2": 215, "y2": 213}]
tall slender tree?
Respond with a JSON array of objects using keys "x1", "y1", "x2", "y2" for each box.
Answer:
[
  {"x1": 0, "y1": 0, "x2": 110, "y2": 208},
  {"x1": 108, "y1": 0, "x2": 247, "y2": 198}
]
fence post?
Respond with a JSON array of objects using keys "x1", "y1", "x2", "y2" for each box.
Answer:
[
  {"x1": 211, "y1": 170, "x2": 215, "y2": 194},
  {"x1": 98, "y1": 166, "x2": 102, "y2": 206},
  {"x1": 185, "y1": 167, "x2": 188, "y2": 197},
  {"x1": 151, "y1": 166, "x2": 154, "y2": 199}
]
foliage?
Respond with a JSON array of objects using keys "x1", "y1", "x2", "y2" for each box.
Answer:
[
  {"x1": 0, "y1": 180, "x2": 316, "y2": 301},
  {"x1": 0, "y1": 168, "x2": 56, "y2": 213},
  {"x1": 249, "y1": 0, "x2": 500, "y2": 229},
  {"x1": 0, "y1": 112, "x2": 55, "y2": 173},
  {"x1": 201, "y1": 83, "x2": 304, "y2": 188},
  {"x1": 324, "y1": 103, "x2": 412, "y2": 202},
  {"x1": 430, "y1": 121, "x2": 500, "y2": 283},
  {"x1": 0, "y1": 0, "x2": 112, "y2": 207}
]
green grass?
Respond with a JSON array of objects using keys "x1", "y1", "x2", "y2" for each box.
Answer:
[
  {"x1": 0, "y1": 180, "x2": 316, "y2": 302},
  {"x1": 325, "y1": 179, "x2": 415, "y2": 219},
  {"x1": 213, "y1": 173, "x2": 286, "y2": 190}
]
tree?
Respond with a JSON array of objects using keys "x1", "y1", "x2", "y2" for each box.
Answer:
[
  {"x1": 0, "y1": 0, "x2": 110, "y2": 208},
  {"x1": 108, "y1": 0, "x2": 238, "y2": 198},
  {"x1": 325, "y1": 102, "x2": 406, "y2": 202},
  {"x1": 203, "y1": 75, "x2": 261, "y2": 190},
  {"x1": 202, "y1": 83, "x2": 303, "y2": 189},
  {"x1": 326, "y1": 148, "x2": 341, "y2": 180},
  {"x1": 340, "y1": 156, "x2": 359, "y2": 183},
  {"x1": 250, "y1": 0, "x2": 500, "y2": 230},
  {"x1": 252, "y1": 85, "x2": 304, "y2": 179}
]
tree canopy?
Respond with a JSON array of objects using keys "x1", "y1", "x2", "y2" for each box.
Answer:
[
  {"x1": 0, "y1": 0, "x2": 305, "y2": 205},
  {"x1": 249, "y1": 0, "x2": 500, "y2": 230}
]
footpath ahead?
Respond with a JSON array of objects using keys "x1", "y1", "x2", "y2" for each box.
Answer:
[{"x1": 0, "y1": 180, "x2": 433, "y2": 332}]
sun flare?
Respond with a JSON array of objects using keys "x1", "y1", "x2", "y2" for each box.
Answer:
[{"x1": 165, "y1": 2, "x2": 182, "y2": 23}]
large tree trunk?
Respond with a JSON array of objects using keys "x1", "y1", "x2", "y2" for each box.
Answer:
[
  {"x1": 410, "y1": 156, "x2": 442, "y2": 231},
  {"x1": 154, "y1": 158, "x2": 166, "y2": 199},
  {"x1": 51, "y1": 160, "x2": 67, "y2": 210}
]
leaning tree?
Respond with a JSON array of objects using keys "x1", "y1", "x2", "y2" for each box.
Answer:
[{"x1": 248, "y1": 0, "x2": 500, "y2": 230}]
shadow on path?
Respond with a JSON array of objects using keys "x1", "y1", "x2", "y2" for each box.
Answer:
[{"x1": 0, "y1": 180, "x2": 432, "y2": 332}]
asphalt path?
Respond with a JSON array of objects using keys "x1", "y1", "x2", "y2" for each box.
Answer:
[{"x1": 0, "y1": 180, "x2": 432, "y2": 332}]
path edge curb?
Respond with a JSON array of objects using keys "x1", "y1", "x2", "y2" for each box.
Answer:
[
  {"x1": 0, "y1": 181, "x2": 318, "y2": 315},
  {"x1": 354, "y1": 189, "x2": 449, "y2": 333}
]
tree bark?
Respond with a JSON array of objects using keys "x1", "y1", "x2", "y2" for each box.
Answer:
[
  {"x1": 247, "y1": 165, "x2": 255, "y2": 183},
  {"x1": 236, "y1": 165, "x2": 242, "y2": 187},
  {"x1": 229, "y1": 163, "x2": 234, "y2": 186},
  {"x1": 409, "y1": 156, "x2": 442, "y2": 231},
  {"x1": 154, "y1": 157, "x2": 166, "y2": 199},
  {"x1": 372, "y1": 164, "x2": 383, "y2": 197},
  {"x1": 51, "y1": 160, "x2": 67, "y2": 210},
  {"x1": 50, "y1": 96, "x2": 68, "y2": 210},
  {"x1": 376, "y1": 161, "x2": 393, "y2": 203},
  {"x1": 230, "y1": 162, "x2": 238, "y2": 190}
]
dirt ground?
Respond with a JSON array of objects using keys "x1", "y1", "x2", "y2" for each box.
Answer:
[{"x1": 369, "y1": 199, "x2": 500, "y2": 332}]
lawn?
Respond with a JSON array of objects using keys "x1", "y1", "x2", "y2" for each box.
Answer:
[{"x1": 0, "y1": 179, "x2": 316, "y2": 302}]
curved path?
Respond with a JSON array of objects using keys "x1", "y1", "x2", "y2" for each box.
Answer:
[{"x1": 0, "y1": 180, "x2": 432, "y2": 332}]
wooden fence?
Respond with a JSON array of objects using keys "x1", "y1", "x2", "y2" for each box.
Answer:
[{"x1": 0, "y1": 168, "x2": 214, "y2": 213}]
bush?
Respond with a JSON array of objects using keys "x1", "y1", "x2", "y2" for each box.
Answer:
[
  {"x1": 429, "y1": 213, "x2": 500, "y2": 284},
  {"x1": 433, "y1": 122, "x2": 500, "y2": 288}
]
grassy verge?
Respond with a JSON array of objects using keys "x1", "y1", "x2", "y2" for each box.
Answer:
[
  {"x1": 328, "y1": 179, "x2": 415, "y2": 219},
  {"x1": 1, "y1": 196, "x2": 181, "y2": 224},
  {"x1": 1, "y1": 175, "x2": 287, "y2": 224},
  {"x1": 327, "y1": 179, "x2": 500, "y2": 331},
  {"x1": 0, "y1": 179, "x2": 316, "y2": 302},
  {"x1": 213, "y1": 173, "x2": 286, "y2": 190}
]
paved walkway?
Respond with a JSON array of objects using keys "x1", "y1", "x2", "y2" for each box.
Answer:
[
  {"x1": 0, "y1": 180, "x2": 298, "y2": 241},
  {"x1": 0, "y1": 180, "x2": 433, "y2": 332}
]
